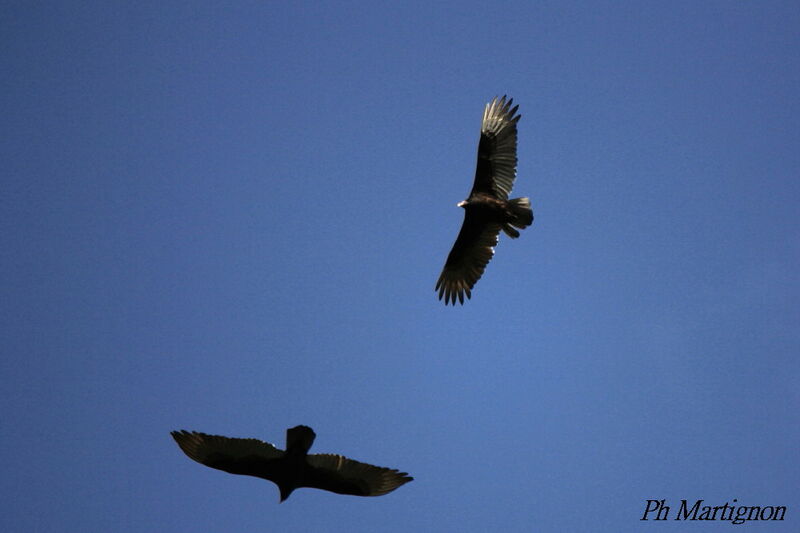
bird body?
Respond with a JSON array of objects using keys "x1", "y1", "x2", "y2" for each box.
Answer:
[
  {"x1": 171, "y1": 425, "x2": 412, "y2": 502},
  {"x1": 458, "y1": 193, "x2": 532, "y2": 238},
  {"x1": 436, "y1": 96, "x2": 533, "y2": 305}
]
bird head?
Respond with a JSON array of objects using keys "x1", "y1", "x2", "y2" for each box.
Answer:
[{"x1": 279, "y1": 485, "x2": 295, "y2": 502}]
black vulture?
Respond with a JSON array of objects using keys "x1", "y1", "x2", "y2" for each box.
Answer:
[
  {"x1": 171, "y1": 425, "x2": 412, "y2": 502},
  {"x1": 435, "y1": 96, "x2": 534, "y2": 305}
]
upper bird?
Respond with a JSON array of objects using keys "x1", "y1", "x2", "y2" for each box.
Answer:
[
  {"x1": 171, "y1": 425, "x2": 412, "y2": 502},
  {"x1": 435, "y1": 96, "x2": 534, "y2": 305}
]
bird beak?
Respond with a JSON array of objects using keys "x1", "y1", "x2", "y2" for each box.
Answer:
[{"x1": 457, "y1": 200, "x2": 467, "y2": 208}]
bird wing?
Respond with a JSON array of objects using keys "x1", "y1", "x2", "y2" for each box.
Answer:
[
  {"x1": 436, "y1": 216, "x2": 502, "y2": 305},
  {"x1": 304, "y1": 453, "x2": 413, "y2": 497},
  {"x1": 171, "y1": 430, "x2": 284, "y2": 479},
  {"x1": 470, "y1": 96, "x2": 520, "y2": 200}
]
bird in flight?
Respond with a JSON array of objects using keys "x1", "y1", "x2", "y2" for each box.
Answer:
[
  {"x1": 171, "y1": 425, "x2": 412, "y2": 502},
  {"x1": 435, "y1": 96, "x2": 534, "y2": 305}
]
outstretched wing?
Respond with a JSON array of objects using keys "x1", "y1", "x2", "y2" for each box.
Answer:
[
  {"x1": 304, "y1": 453, "x2": 413, "y2": 497},
  {"x1": 171, "y1": 430, "x2": 285, "y2": 480},
  {"x1": 436, "y1": 214, "x2": 502, "y2": 305},
  {"x1": 470, "y1": 96, "x2": 520, "y2": 200}
]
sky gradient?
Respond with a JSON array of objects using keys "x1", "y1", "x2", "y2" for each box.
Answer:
[{"x1": 2, "y1": 1, "x2": 799, "y2": 531}]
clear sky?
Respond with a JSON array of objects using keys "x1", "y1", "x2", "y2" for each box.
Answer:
[{"x1": 2, "y1": 1, "x2": 798, "y2": 531}]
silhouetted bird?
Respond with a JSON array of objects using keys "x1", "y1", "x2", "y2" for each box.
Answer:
[
  {"x1": 436, "y1": 96, "x2": 534, "y2": 305},
  {"x1": 171, "y1": 425, "x2": 412, "y2": 501}
]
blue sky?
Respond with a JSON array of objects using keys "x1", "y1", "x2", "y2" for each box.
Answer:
[{"x1": 2, "y1": 1, "x2": 798, "y2": 531}]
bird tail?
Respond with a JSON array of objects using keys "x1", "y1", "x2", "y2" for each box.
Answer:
[
  {"x1": 502, "y1": 197, "x2": 534, "y2": 238},
  {"x1": 286, "y1": 425, "x2": 316, "y2": 455}
]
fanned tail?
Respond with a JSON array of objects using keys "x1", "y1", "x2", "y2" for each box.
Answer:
[
  {"x1": 286, "y1": 425, "x2": 316, "y2": 455},
  {"x1": 502, "y1": 197, "x2": 533, "y2": 238}
]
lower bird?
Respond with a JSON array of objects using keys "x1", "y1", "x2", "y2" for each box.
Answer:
[{"x1": 171, "y1": 425, "x2": 412, "y2": 502}]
